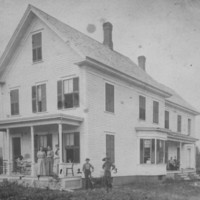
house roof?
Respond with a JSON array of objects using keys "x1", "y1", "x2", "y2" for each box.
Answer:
[{"x1": 0, "y1": 4, "x2": 198, "y2": 114}]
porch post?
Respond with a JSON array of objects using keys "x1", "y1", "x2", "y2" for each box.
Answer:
[
  {"x1": 31, "y1": 126, "x2": 35, "y2": 177},
  {"x1": 155, "y1": 139, "x2": 157, "y2": 164},
  {"x1": 58, "y1": 123, "x2": 63, "y2": 163},
  {"x1": 6, "y1": 128, "x2": 11, "y2": 176}
]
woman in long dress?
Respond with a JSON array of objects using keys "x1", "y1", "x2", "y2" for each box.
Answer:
[
  {"x1": 46, "y1": 146, "x2": 54, "y2": 176},
  {"x1": 37, "y1": 146, "x2": 46, "y2": 176},
  {"x1": 53, "y1": 144, "x2": 60, "y2": 175}
]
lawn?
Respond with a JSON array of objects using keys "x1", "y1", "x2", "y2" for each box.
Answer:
[{"x1": 1, "y1": 180, "x2": 200, "y2": 200}]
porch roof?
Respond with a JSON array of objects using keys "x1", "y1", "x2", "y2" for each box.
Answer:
[
  {"x1": 0, "y1": 113, "x2": 83, "y2": 129},
  {"x1": 136, "y1": 127, "x2": 198, "y2": 143}
]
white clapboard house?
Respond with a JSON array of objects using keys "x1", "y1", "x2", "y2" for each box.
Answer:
[{"x1": 0, "y1": 5, "x2": 199, "y2": 185}]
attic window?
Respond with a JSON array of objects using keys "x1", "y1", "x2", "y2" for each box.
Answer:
[{"x1": 32, "y1": 32, "x2": 42, "y2": 62}]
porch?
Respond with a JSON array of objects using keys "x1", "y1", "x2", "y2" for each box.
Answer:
[{"x1": 0, "y1": 113, "x2": 84, "y2": 189}]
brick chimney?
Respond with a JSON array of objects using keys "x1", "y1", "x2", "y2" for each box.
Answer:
[
  {"x1": 103, "y1": 22, "x2": 113, "y2": 50},
  {"x1": 138, "y1": 56, "x2": 146, "y2": 71}
]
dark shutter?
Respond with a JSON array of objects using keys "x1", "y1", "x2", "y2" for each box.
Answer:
[
  {"x1": 73, "y1": 78, "x2": 79, "y2": 107},
  {"x1": 32, "y1": 86, "x2": 37, "y2": 113},
  {"x1": 105, "y1": 83, "x2": 114, "y2": 112},
  {"x1": 140, "y1": 139, "x2": 144, "y2": 164},
  {"x1": 57, "y1": 80, "x2": 63, "y2": 109},
  {"x1": 139, "y1": 96, "x2": 146, "y2": 120},
  {"x1": 153, "y1": 101, "x2": 159, "y2": 123},
  {"x1": 74, "y1": 133, "x2": 80, "y2": 163},
  {"x1": 10, "y1": 90, "x2": 19, "y2": 115},
  {"x1": 41, "y1": 84, "x2": 46, "y2": 111}
]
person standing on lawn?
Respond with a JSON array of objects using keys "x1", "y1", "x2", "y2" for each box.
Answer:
[
  {"x1": 102, "y1": 156, "x2": 116, "y2": 192},
  {"x1": 82, "y1": 158, "x2": 94, "y2": 190}
]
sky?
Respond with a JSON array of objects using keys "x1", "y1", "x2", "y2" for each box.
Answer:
[{"x1": 0, "y1": 0, "x2": 200, "y2": 142}]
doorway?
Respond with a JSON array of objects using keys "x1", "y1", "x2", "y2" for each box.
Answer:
[
  {"x1": 187, "y1": 148, "x2": 191, "y2": 169},
  {"x1": 12, "y1": 137, "x2": 21, "y2": 172}
]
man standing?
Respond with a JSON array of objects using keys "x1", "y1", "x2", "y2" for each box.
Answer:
[
  {"x1": 82, "y1": 158, "x2": 94, "y2": 190},
  {"x1": 102, "y1": 157, "x2": 116, "y2": 192}
]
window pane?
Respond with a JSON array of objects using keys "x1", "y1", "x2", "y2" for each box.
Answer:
[
  {"x1": 64, "y1": 80, "x2": 69, "y2": 94},
  {"x1": 105, "y1": 83, "x2": 114, "y2": 112},
  {"x1": 64, "y1": 93, "x2": 73, "y2": 108},
  {"x1": 32, "y1": 33, "x2": 41, "y2": 48},
  {"x1": 151, "y1": 139, "x2": 155, "y2": 164},
  {"x1": 74, "y1": 148, "x2": 80, "y2": 163},
  {"x1": 10, "y1": 90, "x2": 19, "y2": 115},
  {"x1": 139, "y1": 96, "x2": 146, "y2": 120},
  {"x1": 57, "y1": 80, "x2": 63, "y2": 109},
  {"x1": 37, "y1": 47, "x2": 42, "y2": 60}
]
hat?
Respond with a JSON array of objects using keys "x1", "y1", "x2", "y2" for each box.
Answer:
[
  {"x1": 85, "y1": 158, "x2": 90, "y2": 161},
  {"x1": 102, "y1": 156, "x2": 110, "y2": 161}
]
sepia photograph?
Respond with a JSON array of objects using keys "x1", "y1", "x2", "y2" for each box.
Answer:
[{"x1": 0, "y1": 0, "x2": 200, "y2": 199}]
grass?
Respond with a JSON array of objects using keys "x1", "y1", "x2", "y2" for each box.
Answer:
[{"x1": 1, "y1": 180, "x2": 200, "y2": 200}]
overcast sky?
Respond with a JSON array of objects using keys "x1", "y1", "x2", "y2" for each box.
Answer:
[{"x1": 0, "y1": 0, "x2": 200, "y2": 142}]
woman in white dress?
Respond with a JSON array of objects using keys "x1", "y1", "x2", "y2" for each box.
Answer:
[{"x1": 37, "y1": 146, "x2": 46, "y2": 176}]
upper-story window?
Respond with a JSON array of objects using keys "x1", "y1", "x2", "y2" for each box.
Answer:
[
  {"x1": 32, "y1": 32, "x2": 42, "y2": 62},
  {"x1": 57, "y1": 77, "x2": 79, "y2": 109},
  {"x1": 165, "y1": 111, "x2": 169, "y2": 129},
  {"x1": 32, "y1": 84, "x2": 46, "y2": 113},
  {"x1": 139, "y1": 95, "x2": 146, "y2": 120},
  {"x1": 188, "y1": 118, "x2": 191, "y2": 135},
  {"x1": 153, "y1": 101, "x2": 159, "y2": 124},
  {"x1": 177, "y1": 115, "x2": 182, "y2": 133},
  {"x1": 10, "y1": 89, "x2": 19, "y2": 115},
  {"x1": 105, "y1": 83, "x2": 114, "y2": 113}
]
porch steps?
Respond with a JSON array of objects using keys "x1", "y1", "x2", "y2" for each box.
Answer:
[
  {"x1": 178, "y1": 173, "x2": 190, "y2": 181},
  {"x1": 188, "y1": 172, "x2": 200, "y2": 180}
]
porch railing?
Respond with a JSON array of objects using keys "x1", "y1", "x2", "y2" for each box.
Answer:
[{"x1": 0, "y1": 160, "x2": 31, "y2": 176}]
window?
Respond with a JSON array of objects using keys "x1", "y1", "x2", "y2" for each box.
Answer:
[
  {"x1": 32, "y1": 32, "x2": 42, "y2": 62},
  {"x1": 139, "y1": 96, "x2": 146, "y2": 120},
  {"x1": 165, "y1": 111, "x2": 169, "y2": 129},
  {"x1": 177, "y1": 115, "x2": 181, "y2": 133},
  {"x1": 140, "y1": 139, "x2": 155, "y2": 164},
  {"x1": 140, "y1": 139, "x2": 165, "y2": 164},
  {"x1": 106, "y1": 134, "x2": 115, "y2": 163},
  {"x1": 188, "y1": 119, "x2": 191, "y2": 135},
  {"x1": 10, "y1": 89, "x2": 19, "y2": 115},
  {"x1": 57, "y1": 77, "x2": 79, "y2": 109},
  {"x1": 32, "y1": 84, "x2": 46, "y2": 113},
  {"x1": 63, "y1": 132, "x2": 80, "y2": 163},
  {"x1": 156, "y1": 140, "x2": 165, "y2": 164},
  {"x1": 153, "y1": 101, "x2": 159, "y2": 123},
  {"x1": 105, "y1": 83, "x2": 114, "y2": 113}
]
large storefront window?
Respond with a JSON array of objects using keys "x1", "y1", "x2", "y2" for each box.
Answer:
[{"x1": 140, "y1": 139, "x2": 165, "y2": 164}]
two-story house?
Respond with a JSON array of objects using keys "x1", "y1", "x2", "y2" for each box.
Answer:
[{"x1": 0, "y1": 5, "x2": 199, "y2": 185}]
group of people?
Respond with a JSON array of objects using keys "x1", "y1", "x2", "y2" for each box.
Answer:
[
  {"x1": 82, "y1": 156, "x2": 117, "y2": 192},
  {"x1": 167, "y1": 156, "x2": 179, "y2": 171},
  {"x1": 37, "y1": 144, "x2": 60, "y2": 176}
]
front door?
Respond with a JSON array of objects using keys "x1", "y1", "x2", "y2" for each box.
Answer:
[{"x1": 12, "y1": 137, "x2": 21, "y2": 171}]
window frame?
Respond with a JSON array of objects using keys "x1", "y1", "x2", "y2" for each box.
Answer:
[
  {"x1": 57, "y1": 77, "x2": 79, "y2": 110},
  {"x1": 32, "y1": 83, "x2": 47, "y2": 113},
  {"x1": 63, "y1": 132, "x2": 80, "y2": 163},
  {"x1": 32, "y1": 32, "x2": 42, "y2": 63},
  {"x1": 10, "y1": 89, "x2": 20, "y2": 116},
  {"x1": 105, "y1": 82, "x2": 115, "y2": 113}
]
